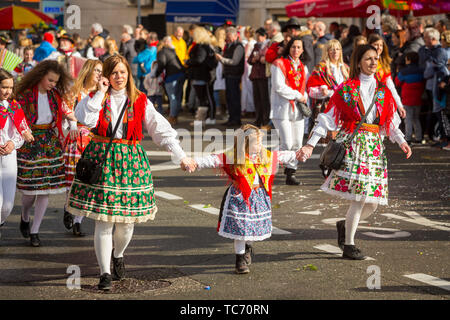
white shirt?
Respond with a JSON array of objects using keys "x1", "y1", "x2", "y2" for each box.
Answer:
[
  {"x1": 0, "y1": 100, "x2": 24, "y2": 150},
  {"x1": 75, "y1": 88, "x2": 186, "y2": 162},
  {"x1": 270, "y1": 60, "x2": 309, "y2": 121},
  {"x1": 307, "y1": 73, "x2": 406, "y2": 147},
  {"x1": 36, "y1": 92, "x2": 53, "y2": 125}
]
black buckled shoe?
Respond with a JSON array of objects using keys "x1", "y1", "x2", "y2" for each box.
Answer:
[
  {"x1": 98, "y1": 273, "x2": 112, "y2": 291},
  {"x1": 30, "y1": 233, "x2": 40, "y2": 247},
  {"x1": 72, "y1": 223, "x2": 85, "y2": 237},
  {"x1": 112, "y1": 254, "x2": 125, "y2": 281},
  {"x1": 244, "y1": 244, "x2": 253, "y2": 266},
  {"x1": 63, "y1": 210, "x2": 73, "y2": 230},
  {"x1": 20, "y1": 218, "x2": 30, "y2": 238},
  {"x1": 285, "y1": 168, "x2": 300, "y2": 185},
  {"x1": 342, "y1": 245, "x2": 366, "y2": 260},
  {"x1": 235, "y1": 254, "x2": 250, "y2": 274},
  {"x1": 336, "y1": 220, "x2": 346, "y2": 250}
]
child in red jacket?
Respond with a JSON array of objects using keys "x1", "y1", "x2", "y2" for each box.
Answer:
[{"x1": 395, "y1": 52, "x2": 425, "y2": 143}]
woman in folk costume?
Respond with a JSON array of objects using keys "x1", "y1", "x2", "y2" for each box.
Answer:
[
  {"x1": 0, "y1": 69, "x2": 34, "y2": 237},
  {"x1": 65, "y1": 54, "x2": 195, "y2": 291},
  {"x1": 368, "y1": 33, "x2": 406, "y2": 118},
  {"x1": 306, "y1": 39, "x2": 350, "y2": 141},
  {"x1": 15, "y1": 60, "x2": 76, "y2": 247},
  {"x1": 62, "y1": 60, "x2": 103, "y2": 236},
  {"x1": 270, "y1": 36, "x2": 309, "y2": 186},
  {"x1": 189, "y1": 124, "x2": 299, "y2": 274},
  {"x1": 297, "y1": 45, "x2": 412, "y2": 260}
]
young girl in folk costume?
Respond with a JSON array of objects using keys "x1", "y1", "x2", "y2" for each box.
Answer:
[
  {"x1": 189, "y1": 124, "x2": 299, "y2": 274},
  {"x1": 15, "y1": 60, "x2": 76, "y2": 247},
  {"x1": 66, "y1": 54, "x2": 195, "y2": 291},
  {"x1": 298, "y1": 45, "x2": 412, "y2": 260},
  {"x1": 270, "y1": 37, "x2": 309, "y2": 186},
  {"x1": 62, "y1": 60, "x2": 103, "y2": 236},
  {"x1": 306, "y1": 40, "x2": 349, "y2": 141},
  {"x1": 368, "y1": 33, "x2": 406, "y2": 118},
  {"x1": 0, "y1": 69, "x2": 34, "y2": 237}
]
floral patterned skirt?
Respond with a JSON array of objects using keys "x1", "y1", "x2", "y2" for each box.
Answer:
[
  {"x1": 63, "y1": 125, "x2": 93, "y2": 188},
  {"x1": 17, "y1": 127, "x2": 66, "y2": 195},
  {"x1": 321, "y1": 126, "x2": 389, "y2": 205},
  {"x1": 66, "y1": 138, "x2": 157, "y2": 224},
  {"x1": 218, "y1": 185, "x2": 272, "y2": 241}
]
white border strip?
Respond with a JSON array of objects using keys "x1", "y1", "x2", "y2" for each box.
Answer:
[{"x1": 403, "y1": 273, "x2": 450, "y2": 292}]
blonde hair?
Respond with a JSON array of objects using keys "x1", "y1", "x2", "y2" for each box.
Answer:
[
  {"x1": 105, "y1": 39, "x2": 118, "y2": 55},
  {"x1": 70, "y1": 59, "x2": 103, "y2": 104},
  {"x1": 193, "y1": 27, "x2": 212, "y2": 45},
  {"x1": 214, "y1": 27, "x2": 226, "y2": 50},
  {"x1": 91, "y1": 36, "x2": 105, "y2": 49},
  {"x1": 231, "y1": 124, "x2": 269, "y2": 174},
  {"x1": 320, "y1": 39, "x2": 349, "y2": 79}
]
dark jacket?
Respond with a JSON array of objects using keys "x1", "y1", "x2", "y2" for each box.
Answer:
[
  {"x1": 119, "y1": 39, "x2": 138, "y2": 77},
  {"x1": 156, "y1": 47, "x2": 185, "y2": 80},
  {"x1": 185, "y1": 43, "x2": 217, "y2": 82},
  {"x1": 395, "y1": 63, "x2": 425, "y2": 106},
  {"x1": 248, "y1": 42, "x2": 268, "y2": 80},
  {"x1": 299, "y1": 31, "x2": 314, "y2": 72},
  {"x1": 222, "y1": 40, "x2": 245, "y2": 78}
]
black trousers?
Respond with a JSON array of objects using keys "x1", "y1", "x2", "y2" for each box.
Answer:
[
  {"x1": 225, "y1": 77, "x2": 242, "y2": 124},
  {"x1": 251, "y1": 78, "x2": 271, "y2": 126},
  {"x1": 193, "y1": 82, "x2": 216, "y2": 119}
]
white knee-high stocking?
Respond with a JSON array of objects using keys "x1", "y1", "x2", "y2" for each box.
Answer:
[
  {"x1": 234, "y1": 240, "x2": 253, "y2": 254},
  {"x1": 113, "y1": 223, "x2": 134, "y2": 258},
  {"x1": 21, "y1": 194, "x2": 36, "y2": 222},
  {"x1": 30, "y1": 195, "x2": 49, "y2": 234},
  {"x1": 94, "y1": 220, "x2": 114, "y2": 275},
  {"x1": 345, "y1": 200, "x2": 378, "y2": 246}
]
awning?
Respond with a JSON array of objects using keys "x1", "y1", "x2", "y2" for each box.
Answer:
[
  {"x1": 286, "y1": 0, "x2": 450, "y2": 18},
  {"x1": 165, "y1": 0, "x2": 239, "y2": 24}
]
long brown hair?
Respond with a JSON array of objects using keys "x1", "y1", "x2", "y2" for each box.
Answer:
[
  {"x1": 69, "y1": 59, "x2": 102, "y2": 102},
  {"x1": 368, "y1": 33, "x2": 392, "y2": 74},
  {"x1": 349, "y1": 44, "x2": 378, "y2": 79},
  {"x1": 102, "y1": 54, "x2": 141, "y2": 104}
]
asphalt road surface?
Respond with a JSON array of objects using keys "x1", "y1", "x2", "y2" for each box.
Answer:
[{"x1": 0, "y1": 114, "x2": 449, "y2": 303}]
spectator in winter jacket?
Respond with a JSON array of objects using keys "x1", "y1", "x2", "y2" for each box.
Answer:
[
  {"x1": 395, "y1": 52, "x2": 425, "y2": 143},
  {"x1": 34, "y1": 32, "x2": 57, "y2": 62},
  {"x1": 133, "y1": 32, "x2": 158, "y2": 94}
]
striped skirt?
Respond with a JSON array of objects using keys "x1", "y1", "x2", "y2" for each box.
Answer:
[
  {"x1": 17, "y1": 125, "x2": 66, "y2": 195},
  {"x1": 66, "y1": 136, "x2": 157, "y2": 224},
  {"x1": 218, "y1": 185, "x2": 272, "y2": 241},
  {"x1": 63, "y1": 124, "x2": 93, "y2": 188}
]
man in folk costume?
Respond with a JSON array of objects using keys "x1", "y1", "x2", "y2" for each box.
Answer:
[
  {"x1": 298, "y1": 45, "x2": 412, "y2": 260},
  {"x1": 66, "y1": 55, "x2": 195, "y2": 290},
  {"x1": 270, "y1": 37, "x2": 309, "y2": 186}
]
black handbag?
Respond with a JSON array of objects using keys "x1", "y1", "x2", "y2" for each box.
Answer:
[
  {"x1": 319, "y1": 91, "x2": 378, "y2": 178},
  {"x1": 296, "y1": 101, "x2": 312, "y2": 118},
  {"x1": 75, "y1": 98, "x2": 129, "y2": 185}
]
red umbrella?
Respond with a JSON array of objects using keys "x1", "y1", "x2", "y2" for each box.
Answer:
[
  {"x1": 0, "y1": 5, "x2": 56, "y2": 30},
  {"x1": 286, "y1": 0, "x2": 450, "y2": 18}
]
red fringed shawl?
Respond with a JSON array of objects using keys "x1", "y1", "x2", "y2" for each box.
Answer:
[
  {"x1": 306, "y1": 62, "x2": 349, "y2": 91},
  {"x1": 0, "y1": 99, "x2": 28, "y2": 133},
  {"x1": 324, "y1": 77, "x2": 396, "y2": 135},
  {"x1": 90, "y1": 91, "x2": 148, "y2": 142}
]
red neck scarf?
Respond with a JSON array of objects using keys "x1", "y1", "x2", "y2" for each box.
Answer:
[{"x1": 273, "y1": 57, "x2": 306, "y2": 111}]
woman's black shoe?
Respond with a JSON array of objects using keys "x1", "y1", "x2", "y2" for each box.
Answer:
[
  {"x1": 72, "y1": 223, "x2": 85, "y2": 237},
  {"x1": 98, "y1": 273, "x2": 112, "y2": 291},
  {"x1": 112, "y1": 255, "x2": 125, "y2": 280},
  {"x1": 336, "y1": 220, "x2": 346, "y2": 250},
  {"x1": 235, "y1": 254, "x2": 250, "y2": 274},
  {"x1": 342, "y1": 245, "x2": 366, "y2": 260},
  {"x1": 63, "y1": 210, "x2": 73, "y2": 230},
  {"x1": 30, "y1": 234, "x2": 40, "y2": 247},
  {"x1": 20, "y1": 218, "x2": 30, "y2": 238}
]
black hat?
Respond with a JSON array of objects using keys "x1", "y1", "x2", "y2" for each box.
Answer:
[
  {"x1": 282, "y1": 17, "x2": 301, "y2": 32},
  {"x1": 255, "y1": 27, "x2": 267, "y2": 37},
  {"x1": 59, "y1": 33, "x2": 74, "y2": 44},
  {"x1": 0, "y1": 33, "x2": 11, "y2": 44}
]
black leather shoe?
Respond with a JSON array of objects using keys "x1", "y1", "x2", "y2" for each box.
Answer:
[
  {"x1": 20, "y1": 218, "x2": 30, "y2": 238},
  {"x1": 235, "y1": 254, "x2": 250, "y2": 274},
  {"x1": 30, "y1": 233, "x2": 40, "y2": 247},
  {"x1": 285, "y1": 168, "x2": 300, "y2": 185},
  {"x1": 244, "y1": 244, "x2": 253, "y2": 266},
  {"x1": 342, "y1": 245, "x2": 366, "y2": 260},
  {"x1": 63, "y1": 210, "x2": 73, "y2": 230},
  {"x1": 336, "y1": 220, "x2": 346, "y2": 250},
  {"x1": 112, "y1": 253, "x2": 125, "y2": 280},
  {"x1": 72, "y1": 223, "x2": 85, "y2": 237},
  {"x1": 98, "y1": 273, "x2": 112, "y2": 291}
]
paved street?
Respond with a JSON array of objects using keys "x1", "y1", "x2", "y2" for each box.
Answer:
[{"x1": 0, "y1": 113, "x2": 449, "y2": 301}]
